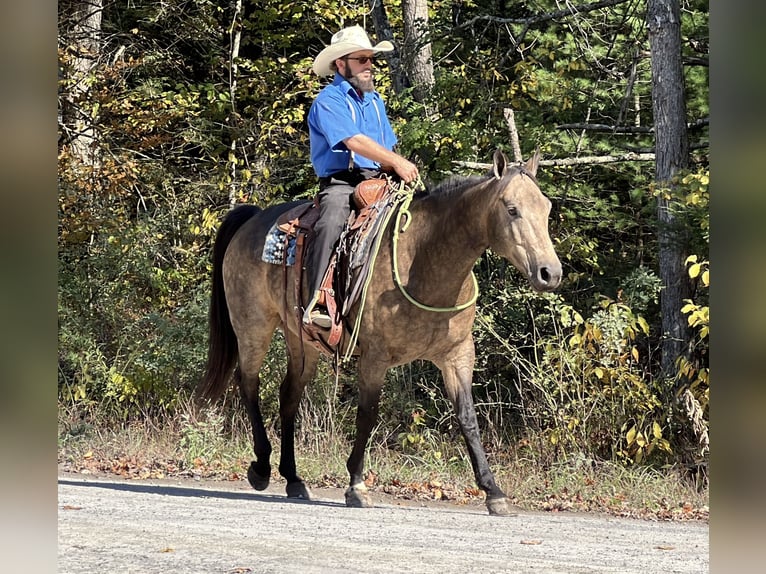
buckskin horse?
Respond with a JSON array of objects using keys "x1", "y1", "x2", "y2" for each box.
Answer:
[{"x1": 197, "y1": 149, "x2": 562, "y2": 515}]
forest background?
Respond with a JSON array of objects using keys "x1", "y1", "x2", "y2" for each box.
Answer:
[{"x1": 57, "y1": 0, "x2": 709, "y2": 515}]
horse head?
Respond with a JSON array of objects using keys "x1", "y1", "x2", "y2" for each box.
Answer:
[{"x1": 486, "y1": 149, "x2": 562, "y2": 292}]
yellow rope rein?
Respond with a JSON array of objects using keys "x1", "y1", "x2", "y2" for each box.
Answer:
[{"x1": 341, "y1": 177, "x2": 479, "y2": 363}]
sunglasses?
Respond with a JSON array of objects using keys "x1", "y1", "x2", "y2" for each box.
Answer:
[{"x1": 344, "y1": 55, "x2": 379, "y2": 65}]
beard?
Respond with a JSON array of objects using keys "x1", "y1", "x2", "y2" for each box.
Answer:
[{"x1": 346, "y1": 72, "x2": 375, "y2": 93}]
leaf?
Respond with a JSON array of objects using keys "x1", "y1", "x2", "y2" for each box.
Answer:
[
  {"x1": 626, "y1": 426, "x2": 637, "y2": 444},
  {"x1": 688, "y1": 263, "x2": 701, "y2": 278},
  {"x1": 594, "y1": 367, "x2": 604, "y2": 379},
  {"x1": 652, "y1": 421, "x2": 662, "y2": 439},
  {"x1": 520, "y1": 539, "x2": 543, "y2": 545}
]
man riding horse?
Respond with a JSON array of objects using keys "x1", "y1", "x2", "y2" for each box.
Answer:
[{"x1": 304, "y1": 25, "x2": 420, "y2": 328}]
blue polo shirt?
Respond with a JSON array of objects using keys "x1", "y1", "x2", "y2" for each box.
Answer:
[{"x1": 308, "y1": 73, "x2": 397, "y2": 177}]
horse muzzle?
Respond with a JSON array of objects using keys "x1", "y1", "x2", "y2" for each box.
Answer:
[{"x1": 531, "y1": 260, "x2": 562, "y2": 292}]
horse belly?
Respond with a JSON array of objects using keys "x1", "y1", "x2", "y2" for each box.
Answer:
[{"x1": 360, "y1": 311, "x2": 472, "y2": 366}]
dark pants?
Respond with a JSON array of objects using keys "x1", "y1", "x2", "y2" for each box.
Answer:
[{"x1": 308, "y1": 169, "x2": 379, "y2": 296}]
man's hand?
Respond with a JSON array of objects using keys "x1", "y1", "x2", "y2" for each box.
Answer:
[
  {"x1": 345, "y1": 134, "x2": 420, "y2": 183},
  {"x1": 391, "y1": 157, "x2": 419, "y2": 184}
]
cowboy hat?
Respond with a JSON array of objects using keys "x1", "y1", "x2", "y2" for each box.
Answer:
[{"x1": 312, "y1": 25, "x2": 394, "y2": 76}]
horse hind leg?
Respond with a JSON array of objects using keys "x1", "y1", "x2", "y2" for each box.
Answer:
[
  {"x1": 235, "y1": 366, "x2": 273, "y2": 491},
  {"x1": 278, "y1": 332, "x2": 320, "y2": 500}
]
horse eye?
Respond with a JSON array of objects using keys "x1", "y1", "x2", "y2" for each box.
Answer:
[{"x1": 507, "y1": 205, "x2": 519, "y2": 217}]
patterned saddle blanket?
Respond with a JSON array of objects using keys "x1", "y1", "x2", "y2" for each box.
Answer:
[{"x1": 262, "y1": 225, "x2": 297, "y2": 265}]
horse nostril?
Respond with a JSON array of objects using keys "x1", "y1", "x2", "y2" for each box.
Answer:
[{"x1": 538, "y1": 265, "x2": 562, "y2": 289}]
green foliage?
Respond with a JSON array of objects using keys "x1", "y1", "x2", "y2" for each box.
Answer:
[
  {"x1": 518, "y1": 295, "x2": 672, "y2": 465},
  {"x1": 675, "y1": 167, "x2": 709, "y2": 455},
  {"x1": 397, "y1": 408, "x2": 443, "y2": 460},
  {"x1": 58, "y1": 161, "x2": 218, "y2": 417},
  {"x1": 620, "y1": 267, "x2": 663, "y2": 315},
  {"x1": 179, "y1": 407, "x2": 228, "y2": 464}
]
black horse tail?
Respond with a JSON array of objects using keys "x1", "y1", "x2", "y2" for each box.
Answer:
[{"x1": 196, "y1": 204, "x2": 261, "y2": 404}]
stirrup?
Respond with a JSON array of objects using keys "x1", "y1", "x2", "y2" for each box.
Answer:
[
  {"x1": 302, "y1": 290, "x2": 327, "y2": 326},
  {"x1": 306, "y1": 310, "x2": 332, "y2": 329}
]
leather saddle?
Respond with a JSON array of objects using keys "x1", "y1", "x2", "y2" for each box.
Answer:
[{"x1": 274, "y1": 178, "x2": 393, "y2": 355}]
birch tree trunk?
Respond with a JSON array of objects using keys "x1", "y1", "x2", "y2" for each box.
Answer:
[
  {"x1": 647, "y1": 0, "x2": 692, "y2": 379},
  {"x1": 401, "y1": 0, "x2": 434, "y2": 102},
  {"x1": 228, "y1": 0, "x2": 243, "y2": 207},
  {"x1": 61, "y1": 0, "x2": 102, "y2": 168}
]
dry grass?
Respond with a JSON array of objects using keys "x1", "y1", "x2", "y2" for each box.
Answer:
[{"x1": 57, "y1": 398, "x2": 708, "y2": 522}]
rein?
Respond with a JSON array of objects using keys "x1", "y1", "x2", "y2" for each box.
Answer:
[
  {"x1": 392, "y1": 189, "x2": 479, "y2": 312},
  {"x1": 341, "y1": 177, "x2": 479, "y2": 363}
]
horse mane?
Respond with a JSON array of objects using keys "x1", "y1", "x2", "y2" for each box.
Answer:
[
  {"x1": 421, "y1": 174, "x2": 488, "y2": 199},
  {"x1": 421, "y1": 165, "x2": 530, "y2": 200}
]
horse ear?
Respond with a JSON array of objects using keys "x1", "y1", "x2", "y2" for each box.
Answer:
[
  {"x1": 524, "y1": 148, "x2": 541, "y2": 177},
  {"x1": 492, "y1": 148, "x2": 508, "y2": 179}
]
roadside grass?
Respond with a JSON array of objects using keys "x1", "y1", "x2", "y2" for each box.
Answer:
[{"x1": 57, "y1": 398, "x2": 708, "y2": 522}]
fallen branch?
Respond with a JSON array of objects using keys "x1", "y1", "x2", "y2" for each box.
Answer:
[
  {"x1": 556, "y1": 117, "x2": 709, "y2": 133},
  {"x1": 454, "y1": 151, "x2": 656, "y2": 170},
  {"x1": 448, "y1": 0, "x2": 630, "y2": 32}
]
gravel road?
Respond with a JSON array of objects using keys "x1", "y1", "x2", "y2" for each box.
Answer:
[{"x1": 58, "y1": 474, "x2": 708, "y2": 573}]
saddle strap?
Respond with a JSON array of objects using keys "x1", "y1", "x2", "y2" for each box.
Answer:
[
  {"x1": 295, "y1": 241, "x2": 343, "y2": 356},
  {"x1": 292, "y1": 230, "x2": 309, "y2": 365},
  {"x1": 319, "y1": 257, "x2": 342, "y2": 346}
]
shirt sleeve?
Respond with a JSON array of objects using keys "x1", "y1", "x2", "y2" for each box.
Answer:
[
  {"x1": 310, "y1": 90, "x2": 360, "y2": 151},
  {"x1": 377, "y1": 96, "x2": 398, "y2": 150}
]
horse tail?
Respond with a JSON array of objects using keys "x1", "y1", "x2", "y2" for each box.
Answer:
[{"x1": 196, "y1": 204, "x2": 261, "y2": 404}]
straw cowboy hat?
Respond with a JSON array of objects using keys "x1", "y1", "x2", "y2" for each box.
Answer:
[{"x1": 312, "y1": 25, "x2": 394, "y2": 76}]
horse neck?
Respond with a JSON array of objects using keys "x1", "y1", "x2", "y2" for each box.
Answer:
[{"x1": 394, "y1": 186, "x2": 491, "y2": 305}]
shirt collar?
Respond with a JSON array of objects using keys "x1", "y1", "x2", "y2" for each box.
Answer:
[{"x1": 332, "y1": 72, "x2": 368, "y2": 101}]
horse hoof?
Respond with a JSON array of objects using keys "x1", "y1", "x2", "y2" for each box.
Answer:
[
  {"x1": 486, "y1": 496, "x2": 518, "y2": 516},
  {"x1": 344, "y1": 485, "x2": 373, "y2": 508},
  {"x1": 247, "y1": 462, "x2": 270, "y2": 491},
  {"x1": 286, "y1": 481, "x2": 312, "y2": 500}
]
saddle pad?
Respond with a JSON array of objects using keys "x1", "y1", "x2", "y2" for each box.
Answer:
[{"x1": 261, "y1": 222, "x2": 297, "y2": 265}]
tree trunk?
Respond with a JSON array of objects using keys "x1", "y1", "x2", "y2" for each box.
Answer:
[
  {"x1": 60, "y1": 0, "x2": 103, "y2": 168},
  {"x1": 228, "y1": 0, "x2": 243, "y2": 207},
  {"x1": 647, "y1": 0, "x2": 692, "y2": 379},
  {"x1": 368, "y1": 0, "x2": 407, "y2": 95},
  {"x1": 401, "y1": 0, "x2": 435, "y2": 102}
]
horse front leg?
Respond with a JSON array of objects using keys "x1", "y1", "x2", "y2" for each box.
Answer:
[
  {"x1": 437, "y1": 346, "x2": 516, "y2": 516},
  {"x1": 344, "y1": 361, "x2": 387, "y2": 508}
]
